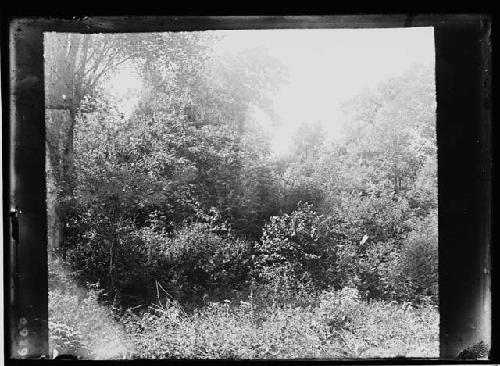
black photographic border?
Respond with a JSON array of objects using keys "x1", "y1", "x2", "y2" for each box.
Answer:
[{"x1": 1, "y1": 13, "x2": 493, "y2": 364}]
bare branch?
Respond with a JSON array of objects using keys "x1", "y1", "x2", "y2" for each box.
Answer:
[{"x1": 86, "y1": 54, "x2": 136, "y2": 92}]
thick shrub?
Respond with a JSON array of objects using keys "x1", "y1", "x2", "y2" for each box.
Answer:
[
  {"x1": 161, "y1": 223, "x2": 254, "y2": 305},
  {"x1": 254, "y1": 202, "x2": 345, "y2": 293},
  {"x1": 65, "y1": 217, "x2": 255, "y2": 308},
  {"x1": 65, "y1": 220, "x2": 167, "y2": 307},
  {"x1": 250, "y1": 263, "x2": 318, "y2": 308},
  {"x1": 354, "y1": 239, "x2": 401, "y2": 300},
  {"x1": 333, "y1": 210, "x2": 438, "y2": 305},
  {"x1": 389, "y1": 211, "x2": 438, "y2": 304},
  {"x1": 325, "y1": 192, "x2": 425, "y2": 302},
  {"x1": 334, "y1": 191, "x2": 414, "y2": 244}
]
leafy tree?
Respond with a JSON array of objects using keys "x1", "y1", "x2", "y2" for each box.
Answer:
[
  {"x1": 45, "y1": 32, "x2": 166, "y2": 257},
  {"x1": 290, "y1": 122, "x2": 327, "y2": 162},
  {"x1": 130, "y1": 34, "x2": 287, "y2": 237},
  {"x1": 63, "y1": 33, "x2": 288, "y2": 305},
  {"x1": 338, "y1": 63, "x2": 436, "y2": 197},
  {"x1": 274, "y1": 122, "x2": 334, "y2": 214},
  {"x1": 57, "y1": 35, "x2": 439, "y2": 310}
]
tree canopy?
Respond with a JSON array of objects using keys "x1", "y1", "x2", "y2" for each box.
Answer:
[{"x1": 45, "y1": 32, "x2": 437, "y2": 309}]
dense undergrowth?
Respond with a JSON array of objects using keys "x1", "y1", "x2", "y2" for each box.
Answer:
[
  {"x1": 124, "y1": 289, "x2": 438, "y2": 359},
  {"x1": 49, "y1": 260, "x2": 438, "y2": 359}
]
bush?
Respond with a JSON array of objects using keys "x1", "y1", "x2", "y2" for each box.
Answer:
[
  {"x1": 65, "y1": 216, "x2": 255, "y2": 308},
  {"x1": 355, "y1": 239, "x2": 401, "y2": 300},
  {"x1": 321, "y1": 193, "x2": 437, "y2": 304},
  {"x1": 335, "y1": 211, "x2": 438, "y2": 305},
  {"x1": 334, "y1": 191, "x2": 414, "y2": 244},
  {"x1": 65, "y1": 220, "x2": 167, "y2": 307},
  {"x1": 161, "y1": 223, "x2": 254, "y2": 305},
  {"x1": 249, "y1": 263, "x2": 318, "y2": 308},
  {"x1": 254, "y1": 202, "x2": 344, "y2": 293},
  {"x1": 389, "y1": 211, "x2": 438, "y2": 304}
]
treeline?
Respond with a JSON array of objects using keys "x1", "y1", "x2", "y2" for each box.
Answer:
[{"x1": 46, "y1": 33, "x2": 437, "y2": 311}]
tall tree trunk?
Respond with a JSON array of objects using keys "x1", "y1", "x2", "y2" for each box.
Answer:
[
  {"x1": 46, "y1": 109, "x2": 72, "y2": 258},
  {"x1": 45, "y1": 32, "x2": 135, "y2": 260},
  {"x1": 45, "y1": 34, "x2": 85, "y2": 259},
  {"x1": 109, "y1": 219, "x2": 120, "y2": 296},
  {"x1": 109, "y1": 239, "x2": 115, "y2": 290}
]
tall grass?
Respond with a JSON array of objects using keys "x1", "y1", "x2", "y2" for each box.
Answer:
[
  {"x1": 122, "y1": 287, "x2": 438, "y2": 359},
  {"x1": 48, "y1": 259, "x2": 134, "y2": 359},
  {"x1": 49, "y1": 260, "x2": 438, "y2": 359}
]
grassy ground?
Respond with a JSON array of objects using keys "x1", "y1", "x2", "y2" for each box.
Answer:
[
  {"x1": 49, "y1": 273, "x2": 438, "y2": 359},
  {"x1": 122, "y1": 289, "x2": 438, "y2": 359}
]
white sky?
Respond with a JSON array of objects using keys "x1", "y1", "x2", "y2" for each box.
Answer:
[{"x1": 105, "y1": 27, "x2": 435, "y2": 156}]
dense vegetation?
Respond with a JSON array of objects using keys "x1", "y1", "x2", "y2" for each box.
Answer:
[
  {"x1": 49, "y1": 260, "x2": 438, "y2": 359},
  {"x1": 46, "y1": 32, "x2": 438, "y2": 359}
]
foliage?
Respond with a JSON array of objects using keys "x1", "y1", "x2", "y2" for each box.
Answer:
[
  {"x1": 64, "y1": 215, "x2": 162, "y2": 306},
  {"x1": 254, "y1": 202, "x2": 345, "y2": 292},
  {"x1": 388, "y1": 211, "x2": 439, "y2": 303},
  {"x1": 47, "y1": 39, "x2": 439, "y2": 359},
  {"x1": 122, "y1": 287, "x2": 438, "y2": 359},
  {"x1": 161, "y1": 223, "x2": 254, "y2": 305},
  {"x1": 65, "y1": 219, "x2": 255, "y2": 307},
  {"x1": 230, "y1": 155, "x2": 283, "y2": 240},
  {"x1": 48, "y1": 260, "x2": 133, "y2": 359},
  {"x1": 334, "y1": 64, "x2": 436, "y2": 200},
  {"x1": 45, "y1": 32, "x2": 169, "y2": 230},
  {"x1": 62, "y1": 35, "x2": 289, "y2": 304}
]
